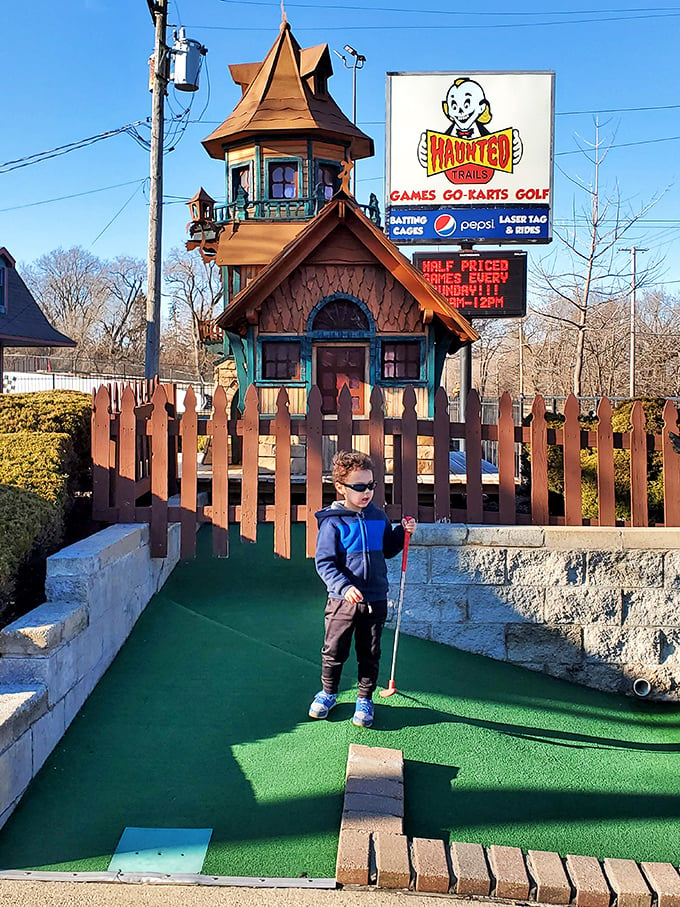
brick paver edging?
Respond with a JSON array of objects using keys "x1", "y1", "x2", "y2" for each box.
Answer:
[{"x1": 336, "y1": 744, "x2": 680, "y2": 904}]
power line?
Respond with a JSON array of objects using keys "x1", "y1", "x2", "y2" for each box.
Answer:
[
  {"x1": 0, "y1": 179, "x2": 148, "y2": 213},
  {"x1": 188, "y1": 10, "x2": 680, "y2": 30},
  {"x1": 214, "y1": 0, "x2": 680, "y2": 17},
  {"x1": 0, "y1": 120, "x2": 151, "y2": 173}
]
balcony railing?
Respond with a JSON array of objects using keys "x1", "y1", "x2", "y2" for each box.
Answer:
[{"x1": 213, "y1": 188, "x2": 382, "y2": 227}]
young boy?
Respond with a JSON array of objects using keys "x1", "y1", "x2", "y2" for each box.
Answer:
[{"x1": 308, "y1": 450, "x2": 416, "y2": 728}]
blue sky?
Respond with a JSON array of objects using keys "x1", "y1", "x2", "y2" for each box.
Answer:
[{"x1": 1, "y1": 0, "x2": 679, "y2": 293}]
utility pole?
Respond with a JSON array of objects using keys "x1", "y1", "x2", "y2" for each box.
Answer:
[
  {"x1": 145, "y1": 0, "x2": 169, "y2": 380},
  {"x1": 619, "y1": 246, "x2": 648, "y2": 398}
]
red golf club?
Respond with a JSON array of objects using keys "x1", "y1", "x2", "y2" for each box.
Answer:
[{"x1": 379, "y1": 526, "x2": 411, "y2": 698}]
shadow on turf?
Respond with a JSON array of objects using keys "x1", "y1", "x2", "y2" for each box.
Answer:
[{"x1": 368, "y1": 696, "x2": 680, "y2": 752}]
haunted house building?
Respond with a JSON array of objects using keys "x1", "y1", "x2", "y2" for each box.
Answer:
[{"x1": 187, "y1": 21, "x2": 477, "y2": 419}]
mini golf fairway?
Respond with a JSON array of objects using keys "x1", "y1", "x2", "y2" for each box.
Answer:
[{"x1": 0, "y1": 525, "x2": 679, "y2": 877}]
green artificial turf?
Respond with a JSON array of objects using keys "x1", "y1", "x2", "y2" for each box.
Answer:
[{"x1": 0, "y1": 524, "x2": 678, "y2": 877}]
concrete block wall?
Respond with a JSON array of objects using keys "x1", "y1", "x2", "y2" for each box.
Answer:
[
  {"x1": 0, "y1": 521, "x2": 182, "y2": 830},
  {"x1": 387, "y1": 525, "x2": 680, "y2": 702}
]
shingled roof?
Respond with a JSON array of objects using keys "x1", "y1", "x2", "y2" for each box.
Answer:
[
  {"x1": 216, "y1": 192, "x2": 479, "y2": 344},
  {"x1": 0, "y1": 248, "x2": 75, "y2": 348},
  {"x1": 202, "y1": 22, "x2": 374, "y2": 161}
]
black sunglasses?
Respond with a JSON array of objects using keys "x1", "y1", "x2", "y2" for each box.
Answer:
[{"x1": 341, "y1": 481, "x2": 377, "y2": 492}]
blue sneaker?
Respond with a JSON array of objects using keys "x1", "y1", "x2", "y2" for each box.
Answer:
[
  {"x1": 308, "y1": 691, "x2": 337, "y2": 719},
  {"x1": 353, "y1": 697, "x2": 374, "y2": 728}
]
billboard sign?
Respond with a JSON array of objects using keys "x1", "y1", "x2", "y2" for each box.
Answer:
[
  {"x1": 387, "y1": 71, "x2": 554, "y2": 244},
  {"x1": 388, "y1": 206, "x2": 550, "y2": 243},
  {"x1": 413, "y1": 250, "x2": 527, "y2": 318}
]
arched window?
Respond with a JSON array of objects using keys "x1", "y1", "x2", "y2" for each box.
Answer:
[{"x1": 311, "y1": 298, "x2": 369, "y2": 332}]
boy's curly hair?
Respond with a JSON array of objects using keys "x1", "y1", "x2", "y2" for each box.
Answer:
[{"x1": 332, "y1": 450, "x2": 375, "y2": 484}]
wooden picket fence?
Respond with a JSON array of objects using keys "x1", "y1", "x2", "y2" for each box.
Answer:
[{"x1": 91, "y1": 382, "x2": 680, "y2": 559}]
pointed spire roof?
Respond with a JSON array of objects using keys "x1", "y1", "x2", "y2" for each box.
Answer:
[{"x1": 202, "y1": 22, "x2": 374, "y2": 160}]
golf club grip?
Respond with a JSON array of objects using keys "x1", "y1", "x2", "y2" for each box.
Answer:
[{"x1": 401, "y1": 522, "x2": 412, "y2": 572}]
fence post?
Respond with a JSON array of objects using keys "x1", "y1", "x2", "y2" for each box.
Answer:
[
  {"x1": 465, "y1": 389, "x2": 483, "y2": 523},
  {"x1": 663, "y1": 399, "x2": 680, "y2": 526},
  {"x1": 563, "y1": 394, "x2": 582, "y2": 526},
  {"x1": 530, "y1": 395, "x2": 549, "y2": 525},
  {"x1": 369, "y1": 386, "x2": 386, "y2": 511},
  {"x1": 274, "y1": 386, "x2": 291, "y2": 559},
  {"x1": 150, "y1": 384, "x2": 169, "y2": 558},
  {"x1": 212, "y1": 385, "x2": 229, "y2": 557},
  {"x1": 498, "y1": 391, "x2": 516, "y2": 524},
  {"x1": 433, "y1": 386, "x2": 450, "y2": 522},
  {"x1": 180, "y1": 386, "x2": 198, "y2": 559},
  {"x1": 630, "y1": 401, "x2": 648, "y2": 527},
  {"x1": 241, "y1": 384, "x2": 260, "y2": 545},
  {"x1": 401, "y1": 386, "x2": 418, "y2": 520},
  {"x1": 119, "y1": 386, "x2": 137, "y2": 522},
  {"x1": 337, "y1": 384, "x2": 353, "y2": 453},
  {"x1": 92, "y1": 386, "x2": 111, "y2": 520},
  {"x1": 306, "y1": 385, "x2": 323, "y2": 558},
  {"x1": 596, "y1": 397, "x2": 615, "y2": 526}
]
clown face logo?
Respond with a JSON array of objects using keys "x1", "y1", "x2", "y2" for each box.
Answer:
[{"x1": 417, "y1": 78, "x2": 523, "y2": 185}]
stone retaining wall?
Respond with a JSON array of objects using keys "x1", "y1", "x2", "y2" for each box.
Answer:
[
  {"x1": 387, "y1": 525, "x2": 680, "y2": 702},
  {"x1": 0, "y1": 521, "x2": 182, "y2": 830}
]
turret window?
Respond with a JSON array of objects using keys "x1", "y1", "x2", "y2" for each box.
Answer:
[
  {"x1": 231, "y1": 165, "x2": 251, "y2": 203},
  {"x1": 317, "y1": 162, "x2": 341, "y2": 200},
  {"x1": 268, "y1": 162, "x2": 298, "y2": 199}
]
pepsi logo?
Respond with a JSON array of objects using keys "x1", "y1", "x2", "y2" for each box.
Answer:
[{"x1": 434, "y1": 213, "x2": 457, "y2": 236}]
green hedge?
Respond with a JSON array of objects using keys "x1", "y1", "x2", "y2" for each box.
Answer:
[{"x1": 0, "y1": 391, "x2": 93, "y2": 613}]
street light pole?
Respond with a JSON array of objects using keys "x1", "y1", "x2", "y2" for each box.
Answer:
[
  {"x1": 145, "y1": 0, "x2": 169, "y2": 381},
  {"x1": 619, "y1": 246, "x2": 648, "y2": 399},
  {"x1": 334, "y1": 45, "x2": 365, "y2": 196}
]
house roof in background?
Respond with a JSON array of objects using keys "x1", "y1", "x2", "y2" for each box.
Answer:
[{"x1": 0, "y1": 250, "x2": 76, "y2": 348}]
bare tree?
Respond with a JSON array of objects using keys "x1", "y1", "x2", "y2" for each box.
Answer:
[
  {"x1": 163, "y1": 248, "x2": 222, "y2": 379},
  {"x1": 96, "y1": 256, "x2": 147, "y2": 363},
  {"x1": 635, "y1": 289, "x2": 680, "y2": 396},
  {"x1": 24, "y1": 247, "x2": 108, "y2": 366},
  {"x1": 532, "y1": 121, "x2": 664, "y2": 397}
]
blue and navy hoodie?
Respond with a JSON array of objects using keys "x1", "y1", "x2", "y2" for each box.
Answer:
[{"x1": 314, "y1": 501, "x2": 405, "y2": 601}]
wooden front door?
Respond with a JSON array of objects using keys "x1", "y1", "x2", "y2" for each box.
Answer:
[{"x1": 316, "y1": 346, "x2": 366, "y2": 414}]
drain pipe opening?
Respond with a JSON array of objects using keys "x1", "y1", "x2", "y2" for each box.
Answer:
[{"x1": 632, "y1": 678, "x2": 652, "y2": 698}]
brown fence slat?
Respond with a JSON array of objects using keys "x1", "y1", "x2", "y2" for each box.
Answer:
[
  {"x1": 630, "y1": 401, "x2": 648, "y2": 527},
  {"x1": 274, "y1": 386, "x2": 291, "y2": 559},
  {"x1": 433, "y1": 386, "x2": 450, "y2": 522},
  {"x1": 530, "y1": 395, "x2": 549, "y2": 524},
  {"x1": 401, "y1": 386, "x2": 418, "y2": 520},
  {"x1": 465, "y1": 389, "x2": 483, "y2": 523},
  {"x1": 212, "y1": 385, "x2": 229, "y2": 557},
  {"x1": 306, "y1": 385, "x2": 323, "y2": 558},
  {"x1": 241, "y1": 384, "x2": 260, "y2": 545},
  {"x1": 150, "y1": 384, "x2": 169, "y2": 558},
  {"x1": 369, "y1": 386, "x2": 386, "y2": 510},
  {"x1": 663, "y1": 400, "x2": 680, "y2": 526},
  {"x1": 563, "y1": 394, "x2": 582, "y2": 526},
  {"x1": 596, "y1": 397, "x2": 615, "y2": 526},
  {"x1": 498, "y1": 391, "x2": 515, "y2": 524},
  {"x1": 337, "y1": 383, "x2": 353, "y2": 453},
  {"x1": 162, "y1": 383, "x2": 179, "y2": 497},
  {"x1": 92, "y1": 386, "x2": 111, "y2": 520},
  {"x1": 119, "y1": 386, "x2": 137, "y2": 522},
  {"x1": 180, "y1": 386, "x2": 198, "y2": 559}
]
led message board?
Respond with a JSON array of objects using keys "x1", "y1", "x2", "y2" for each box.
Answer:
[{"x1": 413, "y1": 250, "x2": 527, "y2": 318}]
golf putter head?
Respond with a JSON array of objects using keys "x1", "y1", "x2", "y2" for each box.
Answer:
[{"x1": 379, "y1": 679, "x2": 397, "y2": 698}]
